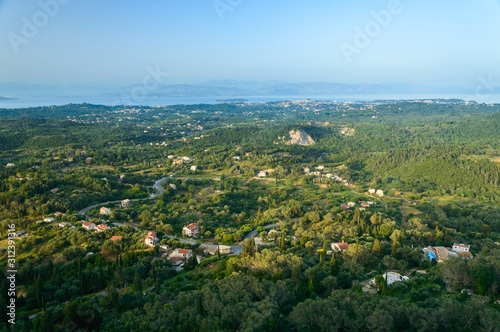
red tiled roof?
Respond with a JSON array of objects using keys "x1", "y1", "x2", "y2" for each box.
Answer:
[
  {"x1": 334, "y1": 242, "x2": 349, "y2": 250},
  {"x1": 147, "y1": 231, "x2": 157, "y2": 237},
  {"x1": 185, "y1": 223, "x2": 198, "y2": 231},
  {"x1": 457, "y1": 252, "x2": 473, "y2": 259},
  {"x1": 178, "y1": 249, "x2": 191, "y2": 255},
  {"x1": 169, "y1": 257, "x2": 184, "y2": 265},
  {"x1": 453, "y1": 243, "x2": 470, "y2": 248},
  {"x1": 83, "y1": 222, "x2": 94, "y2": 227},
  {"x1": 110, "y1": 236, "x2": 122, "y2": 241}
]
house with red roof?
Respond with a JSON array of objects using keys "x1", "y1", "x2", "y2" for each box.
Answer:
[
  {"x1": 95, "y1": 224, "x2": 109, "y2": 232},
  {"x1": 182, "y1": 223, "x2": 199, "y2": 238},
  {"x1": 82, "y1": 222, "x2": 95, "y2": 231},
  {"x1": 110, "y1": 236, "x2": 123, "y2": 242},
  {"x1": 145, "y1": 231, "x2": 159, "y2": 247},
  {"x1": 452, "y1": 243, "x2": 470, "y2": 253},
  {"x1": 331, "y1": 242, "x2": 349, "y2": 252}
]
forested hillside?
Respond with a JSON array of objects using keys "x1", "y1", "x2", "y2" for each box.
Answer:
[{"x1": 0, "y1": 100, "x2": 499, "y2": 331}]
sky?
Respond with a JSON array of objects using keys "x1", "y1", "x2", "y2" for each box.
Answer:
[{"x1": 0, "y1": 0, "x2": 500, "y2": 91}]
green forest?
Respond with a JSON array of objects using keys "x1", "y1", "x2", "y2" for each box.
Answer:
[{"x1": 0, "y1": 100, "x2": 499, "y2": 331}]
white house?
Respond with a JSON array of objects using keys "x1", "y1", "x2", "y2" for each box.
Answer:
[
  {"x1": 43, "y1": 217, "x2": 55, "y2": 222},
  {"x1": 347, "y1": 202, "x2": 356, "y2": 207},
  {"x1": 204, "y1": 245, "x2": 232, "y2": 256},
  {"x1": 145, "y1": 231, "x2": 159, "y2": 247},
  {"x1": 190, "y1": 165, "x2": 198, "y2": 171},
  {"x1": 95, "y1": 224, "x2": 109, "y2": 232},
  {"x1": 82, "y1": 222, "x2": 95, "y2": 230},
  {"x1": 121, "y1": 199, "x2": 130, "y2": 208},
  {"x1": 369, "y1": 188, "x2": 376, "y2": 194},
  {"x1": 257, "y1": 171, "x2": 268, "y2": 177},
  {"x1": 452, "y1": 243, "x2": 470, "y2": 253},
  {"x1": 6, "y1": 163, "x2": 15, "y2": 167},
  {"x1": 370, "y1": 272, "x2": 409, "y2": 287},
  {"x1": 169, "y1": 184, "x2": 177, "y2": 190},
  {"x1": 331, "y1": 242, "x2": 349, "y2": 252},
  {"x1": 100, "y1": 207, "x2": 111, "y2": 215},
  {"x1": 183, "y1": 223, "x2": 199, "y2": 238},
  {"x1": 376, "y1": 190, "x2": 384, "y2": 197},
  {"x1": 169, "y1": 248, "x2": 193, "y2": 260}
]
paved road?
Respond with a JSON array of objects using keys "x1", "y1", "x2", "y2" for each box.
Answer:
[
  {"x1": 78, "y1": 175, "x2": 284, "y2": 257},
  {"x1": 164, "y1": 221, "x2": 283, "y2": 256},
  {"x1": 244, "y1": 223, "x2": 280, "y2": 240},
  {"x1": 78, "y1": 177, "x2": 169, "y2": 215}
]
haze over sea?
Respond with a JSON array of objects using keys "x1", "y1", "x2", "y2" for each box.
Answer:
[{"x1": 2, "y1": 94, "x2": 499, "y2": 109}]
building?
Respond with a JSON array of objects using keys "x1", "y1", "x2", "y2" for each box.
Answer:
[
  {"x1": 110, "y1": 236, "x2": 123, "y2": 242},
  {"x1": 100, "y1": 207, "x2": 111, "y2": 215},
  {"x1": 456, "y1": 252, "x2": 473, "y2": 259},
  {"x1": 183, "y1": 223, "x2": 199, "y2": 238},
  {"x1": 169, "y1": 184, "x2": 177, "y2": 190},
  {"x1": 43, "y1": 217, "x2": 55, "y2": 222},
  {"x1": 95, "y1": 224, "x2": 109, "y2": 232},
  {"x1": 50, "y1": 188, "x2": 59, "y2": 194},
  {"x1": 14, "y1": 230, "x2": 26, "y2": 237},
  {"x1": 58, "y1": 222, "x2": 74, "y2": 228},
  {"x1": 82, "y1": 222, "x2": 95, "y2": 230},
  {"x1": 121, "y1": 199, "x2": 130, "y2": 208},
  {"x1": 452, "y1": 243, "x2": 470, "y2": 253},
  {"x1": 190, "y1": 165, "x2": 198, "y2": 171},
  {"x1": 423, "y1": 246, "x2": 473, "y2": 262},
  {"x1": 6, "y1": 163, "x2": 15, "y2": 167},
  {"x1": 257, "y1": 171, "x2": 268, "y2": 177},
  {"x1": 331, "y1": 242, "x2": 349, "y2": 252},
  {"x1": 169, "y1": 248, "x2": 193, "y2": 260},
  {"x1": 200, "y1": 245, "x2": 232, "y2": 256},
  {"x1": 376, "y1": 190, "x2": 384, "y2": 197},
  {"x1": 347, "y1": 202, "x2": 356, "y2": 207},
  {"x1": 369, "y1": 188, "x2": 376, "y2": 194},
  {"x1": 145, "y1": 231, "x2": 159, "y2": 247},
  {"x1": 370, "y1": 272, "x2": 409, "y2": 287}
]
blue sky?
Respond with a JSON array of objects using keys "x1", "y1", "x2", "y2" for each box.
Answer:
[{"x1": 0, "y1": 0, "x2": 499, "y2": 89}]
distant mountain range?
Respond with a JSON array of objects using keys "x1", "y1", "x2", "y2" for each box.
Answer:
[
  {"x1": 0, "y1": 96, "x2": 16, "y2": 101},
  {"x1": 108, "y1": 81, "x2": 468, "y2": 98},
  {"x1": 0, "y1": 80, "x2": 471, "y2": 99}
]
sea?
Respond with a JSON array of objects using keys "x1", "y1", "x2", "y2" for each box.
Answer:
[{"x1": 0, "y1": 93, "x2": 499, "y2": 109}]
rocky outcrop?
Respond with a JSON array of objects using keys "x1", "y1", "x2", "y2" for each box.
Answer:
[{"x1": 288, "y1": 129, "x2": 315, "y2": 146}]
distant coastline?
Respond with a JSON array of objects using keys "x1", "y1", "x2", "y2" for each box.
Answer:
[
  {"x1": 216, "y1": 98, "x2": 249, "y2": 103},
  {"x1": 0, "y1": 96, "x2": 17, "y2": 101}
]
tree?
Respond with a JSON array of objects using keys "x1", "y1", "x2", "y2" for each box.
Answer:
[
  {"x1": 382, "y1": 255, "x2": 397, "y2": 271},
  {"x1": 244, "y1": 236, "x2": 255, "y2": 257},
  {"x1": 391, "y1": 240, "x2": 397, "y2": 258},
  {"x1": 354, "y1": 240, "x2": 359, "y2": 262},
  {"x1": 372, "y1": 239, "x2": 382, "y2": 256},
  {"x1": 353, "y1": 207, "x2": 360, "y2": 224},
  {"x1": 34, "y1": 276, "x2": 43, "y2": 308},
  {"x1": 330, "y1": 252, "x2": 336, "y2": 275},
  {"x1": 274, "y1": 165, "x2": 286, "y2": 186},
  {"x1": 281, "y1": 234, "x2": 286, "y2": 253},
  {"x1": 134, "y1": 271, "x2": 142, "y2": 293}
]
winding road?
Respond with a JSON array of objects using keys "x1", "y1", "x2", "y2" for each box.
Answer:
[
  {"x1": 77, "y1": 175, "x2": 282, "y2": 256},
  {"x1": 78, "y1": 177, "x2": 170, "y2": 215}
]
